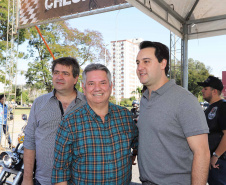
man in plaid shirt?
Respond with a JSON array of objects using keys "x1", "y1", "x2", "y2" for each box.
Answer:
[{"x1": 52, "y1": 63, "x2": 138, "y2": 185}]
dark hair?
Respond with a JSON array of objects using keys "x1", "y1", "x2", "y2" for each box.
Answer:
[
  {"x1": 141, "y1": 85, "x2": 147, "y2": 94},
  {"x1": 210, "y1": 87, "x2": 222, "y2": 96},
  {"x1": 51, "y1": 57, "x2": 80, "y2": 78},
  {"x1": 82, "y1": 63, "x2": 111, "y2": 87},
  {"x1": 139, "y1": 41, "x2": 169, "y2": 75},
  {"x1": 0, "y1": 94, "x2": 4, "y2": 100}
]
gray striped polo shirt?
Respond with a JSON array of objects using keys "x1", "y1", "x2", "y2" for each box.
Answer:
[{"x1": 24, "y1": 89, "x2": 86, "y2": 185}]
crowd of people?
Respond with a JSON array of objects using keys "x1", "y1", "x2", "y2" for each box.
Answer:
[{"x1": 1, "y1": 40, "x2": 224, "y2": 185}]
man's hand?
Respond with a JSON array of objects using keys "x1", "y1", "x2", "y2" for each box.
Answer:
[
  {"x1": 131, "y1": 149, "x2": 137, "y2": 165},
  {"x1": 210, "y1": 156, "x2": 219, "y2": 169},
  {"x1": 132, "y1": 155, "x2": 137, "y2": 165}
]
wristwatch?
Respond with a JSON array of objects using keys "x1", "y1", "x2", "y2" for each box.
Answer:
[{"x1": 213, "y1": 152, "x2": 220, "y2": 158}]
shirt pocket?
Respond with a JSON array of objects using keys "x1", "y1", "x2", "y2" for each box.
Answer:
[{"x1": 113, "y1": 131, "x2": 132, "y2": 154}]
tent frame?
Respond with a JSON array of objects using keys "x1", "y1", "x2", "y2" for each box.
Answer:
[{"x1": 127, "y1": 0, "x2": 226, "y2": 89}]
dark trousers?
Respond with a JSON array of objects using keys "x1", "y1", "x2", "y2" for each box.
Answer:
[
  {"x1": 208, "y1": 159, "x2": 226, "y2": 185},
  {"x1": 34, "y1": 179, "x2": 42, "y2": 185},
  {"x1": 2, "y1": 125, "x2": 12, "y2": 145},
  {"x1": 142, "y1": 181, "x2": 158, "y2": 185}
]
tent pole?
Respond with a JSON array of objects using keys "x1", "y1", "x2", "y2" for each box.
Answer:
[{"x1": 182, "y1": 24, "x2": 188, "y2": 90}]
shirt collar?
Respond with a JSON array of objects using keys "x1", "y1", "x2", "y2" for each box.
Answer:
[
  {"x1": 85, "y1": 102, "x2": 113, "y2": 117},
  {"x1": 143, "y1": 79, "x2": 176, "y2": 99},
  {"x1": 51, "y1": 88, "x2": 86, "y2": 102}
]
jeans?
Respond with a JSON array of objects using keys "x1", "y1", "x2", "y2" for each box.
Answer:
[
  {"x1": 208, "y1": 159, "x2": 226, "y2": 185},
  {"x1": 3, "y1": 125, "x2": 12, "y2": 145}
]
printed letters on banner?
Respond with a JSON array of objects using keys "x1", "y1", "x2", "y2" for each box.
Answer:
[{"x1": 19, "y1": 0, "x2": 127, "y2": 26}]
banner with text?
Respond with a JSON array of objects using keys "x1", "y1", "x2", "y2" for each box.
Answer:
[
  {"x1": 20, "y1": 0, "x2": 127, "y2": 26},
  {"x1": 222, "y1": 71, "x2": 226, "y2": 99}
]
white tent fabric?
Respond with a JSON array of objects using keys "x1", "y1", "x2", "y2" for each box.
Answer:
[{"x1": 126, "y1": 0, "x2": 226, "y2": 40}]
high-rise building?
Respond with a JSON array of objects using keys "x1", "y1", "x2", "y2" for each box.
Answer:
[{"x1": 111, "y1": 38, "x2": 143, "y2": 102}]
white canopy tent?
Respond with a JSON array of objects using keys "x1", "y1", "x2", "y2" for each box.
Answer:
[
  {"x1": 126, "y1": 0, "x2": 226, "y2": 89},
  {"x1": 17, "y1": 0, "x2": 226, "y2": 89}
]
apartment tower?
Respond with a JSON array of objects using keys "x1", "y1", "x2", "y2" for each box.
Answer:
[{"x1": 111, "y1": 38, "x2": 143, "y2": 102}]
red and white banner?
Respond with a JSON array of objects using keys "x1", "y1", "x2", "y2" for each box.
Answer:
[
  {"x1": 20, "y1": 0, "x2": 127, "y2": 26},
  {"x1": 222, "y1": 71, "x2": 226, "y2": 99}
]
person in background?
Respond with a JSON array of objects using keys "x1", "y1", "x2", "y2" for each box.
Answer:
[
  {"x1": 22, "y1": 57, "x2": 86, "y2": 185},
  {"x1": 136, "y1": 41, "x2": 210, "y2": 185},
  {"x1": 197, "y1": 76, "x2": 226, "y2": 185},
  {"x1": 52, "y1": 63, "x2": 138, "y2": 185},
  {"x1": 131, "y1": 100, "x2": 139, "y2": 124},
  {"x1": 0, "y1": 94, "x2": 13, "y2": 149}
]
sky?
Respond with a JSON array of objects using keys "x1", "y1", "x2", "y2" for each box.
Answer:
[{"x1": 17, "y1": 7, "x2": 226, "y2": 84}]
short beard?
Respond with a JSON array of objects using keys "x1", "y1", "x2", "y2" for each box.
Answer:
[{"x1": 204, "y1": 97, "x2": 211, "y2": 103}]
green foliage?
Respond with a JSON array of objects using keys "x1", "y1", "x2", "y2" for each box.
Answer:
[
  {"x1": 75, "y1": 73, "x2": 83, "y2": 93},
  {"x1": 109, "y1": 96, "x2": 116, "y2": 104},
  {"x1": 15, "y1": 88, "x2": 29, "y2": 104},
  {"x1": 131, "y1": 87, "x2": 142, "y2": 99},
  {"x1": 130, "y1": 96, "x2": 136, "y2": 101},
  {"x1": 21, "y1": 91, "x2": 29, "y2": 104},
  {"x1": 120, "y1": 98, "x2": 132, "y2": 107},
  {"x1": 172, "y1": 58, "x2": 210, "y2": 97},
  {"x1": 0, "y1": 0, "x2": 27, "y2": 85},
  {"x1": 24, "y1": 22, "x2": 109, "y2": 92}
]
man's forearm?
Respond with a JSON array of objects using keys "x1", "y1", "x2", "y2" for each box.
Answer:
[
  {"x1": 215, "y1": 131, "x2": 226, "y2": 156},
  {"x1": 23, "y1": 148, "x2": 36, "y2": 180},
  {"x1": 191, "y1": 151, "x2": 210, "y2": 185}
]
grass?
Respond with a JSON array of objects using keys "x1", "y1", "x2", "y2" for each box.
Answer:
[{"x1": 13, "y1": 107, "x2": 31, "y2": 117}]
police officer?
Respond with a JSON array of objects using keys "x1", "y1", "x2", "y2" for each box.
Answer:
[{"x1": 198, "y1": 75, "x2": 226, "y2": 185}]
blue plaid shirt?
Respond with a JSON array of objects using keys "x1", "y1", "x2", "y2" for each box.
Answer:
[{"x1": 52, "y1": 102, "x2": 138, "y2": 185}]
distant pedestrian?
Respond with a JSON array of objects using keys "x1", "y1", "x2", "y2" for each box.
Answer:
[
  {"x1": 136, "y1": 41, "x2": 210, "y2": 185},
  {"x1": 198, "y1": 76, "x2": 226, "y2": 185},
  {"x1": 0, "y1": 94, "x2": 13, "y2": 149}
]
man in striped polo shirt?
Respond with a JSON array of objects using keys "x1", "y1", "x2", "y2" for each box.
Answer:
[{"x1": 22, "y1": 57, "x2": 86, "y2": 185}]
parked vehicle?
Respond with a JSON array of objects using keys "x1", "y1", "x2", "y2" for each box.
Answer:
[{"x1": 0, "y1": 114, "x2": 28, "y2": 185}]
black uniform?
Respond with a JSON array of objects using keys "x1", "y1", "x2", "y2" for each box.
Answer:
[
  {"x1": 205, "y1": 99, "x2": 226, "y2": 157},
  {"x1": 205, "y1": 99, "x2": 226, "y2": 185}
]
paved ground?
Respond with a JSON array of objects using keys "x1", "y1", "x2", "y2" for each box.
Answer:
[{"x1": 131, "y1": 159, "x2": 142, "y2": 184}]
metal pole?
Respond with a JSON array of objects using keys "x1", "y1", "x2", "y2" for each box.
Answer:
[
  {"x1": 169, "y1": 32, "x2": 172, "y2": 79},
  {"x1": 182, "y1": 24, "x2": 188, "y2": 90}
]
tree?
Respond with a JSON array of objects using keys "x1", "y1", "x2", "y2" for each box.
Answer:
[
  {"x1": 131, "y1": 87, "x2": 142, "y2": 99},
  {"x1": 109, "y1": 96, "x2": 116, "y2": 104},
  {"x1": 120, "y1": 98, "x2": 132, "y2": 107},
  {"x1": 173, "y1": 58, "x2": 211, "y2": 97},
  {"x1": 24, "y1": 22, "x2": 110, "y2": 92},
  {"x1": 0, "y1": 0, "x2": 26, "y2": 84}
]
